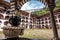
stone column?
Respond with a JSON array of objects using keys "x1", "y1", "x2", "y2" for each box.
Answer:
[
  {"x1": 50, "y1": 10, "x2": 59, "y2": 40},
  {"x1": 27, "y1": 13, "x2": 31, "y2": 29},
  {"x1": 46, "y1": 0, "x2": 59, "y2": 40},
  {"x1": 10, "y1": 0, "x2": 16, "y2": 14}
]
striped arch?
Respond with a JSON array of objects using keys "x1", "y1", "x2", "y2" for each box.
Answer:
[
  {"x1": 17, "y1": 0, "x2": 31, "y2": 9},
  {"x1": 0, "y1": 1, "x2": 10, "y2": 9},
  {"x1": 17, "y1": 0, "x2": 48, "y2": 9},
  {"x1": 10, "y1": 0, "x2": 31, "y2": 13},
  {"x1": 10, "y1": 0, "x2": 51, "y2": 13}
]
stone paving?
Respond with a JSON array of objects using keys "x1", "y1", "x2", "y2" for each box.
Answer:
[{"x1": 0, "y1": 34, "x2": 40, "y2": 40}]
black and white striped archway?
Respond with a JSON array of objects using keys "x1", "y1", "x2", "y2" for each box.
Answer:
[
  {"x1": 10, "y1": 0, "x2": 59, "y2": 40},
  {"x1": 17, "y1": 0, "x2": 48, "y2": 9},
  {"x1": 10, "y1": 0, "x2": 49, "y2": 13}
]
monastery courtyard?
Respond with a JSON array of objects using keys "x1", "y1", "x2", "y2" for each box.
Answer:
[
  {"x1": 0, "y1": 0, "x2": 60, "y2": 40},
  {"x1": 0, "y1": 29, "x2": 60, "y2": 40}
]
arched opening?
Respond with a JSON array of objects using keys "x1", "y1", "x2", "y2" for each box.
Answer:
[
  {"x1": 0, "y1": 14, "x2": 4, "y2": 19},
  {"x1": 19, "y1": 0, "x2": 47, "y2": 29},
  {"x1": 5, "y1": 16, "x2": 9, "y2": 20},
  {"x1": 0, "y1": 21, "x2": 2, "y2": 23},
  {"x1": 21, "y1": 1, "x2": 45, "y2": 10},
  {"x1": 13, "y1": 0, "x2": 59, "y2": 40},
  {"x1": 4, "y1": 21, "x2": 8, "y2": 25},
  {"x1": 0, "y1": 0, "x2": 59, "y2": 40}
]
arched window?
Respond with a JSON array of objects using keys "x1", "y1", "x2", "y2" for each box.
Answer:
[
  {"x1": 58, "y1": 15, "x2": 60, "y2": 18},
  {"x1": 59, "y1": 19, "x2": 60, "y2": 22},
  {"x1": 0, "y1": 21, "x2": 2, "y2": 23},
  {"x1": 45, "y1": 18, "x2": 47, "y2": 20},
  {"x1": 7, "y1": 11, "x2": 10, "y2": 14},
  {"x1": 5, "y1": 16, "x2": 9, "y2": 19},
  {"x1": 3, "y1": 6, "x2": 7, "y2": 11},
  {"x1": 0, "y1": 14, "x2": 4, "y2": 19},
  {"x1": 4, "y1": 21, "x2": 8, "y2": 25}
]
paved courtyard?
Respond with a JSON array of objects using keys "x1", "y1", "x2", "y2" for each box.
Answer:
[
  {"x1": 0, "y1": 29, "x2": 60, "y2": 40},
  {"x1": 0, "y1": 34, "x2": 40, "y2": 40}
]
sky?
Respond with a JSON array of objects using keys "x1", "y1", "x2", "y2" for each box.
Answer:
[
  {"x1": 21, "y1": 1, "x2": 45, "y2": 10},
  {"x1": 5, "y1": 0, "x2": 45, "y2": 10}
]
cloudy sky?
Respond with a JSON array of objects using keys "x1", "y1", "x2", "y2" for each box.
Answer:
[
  {"x1": 5, "y1": 0, "x2": 45, "y2": 10},
  {"x1": 21, "y1": 1, "x2": 45, "y2": 10}
]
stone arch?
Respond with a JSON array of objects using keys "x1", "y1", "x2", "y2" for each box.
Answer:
[
  {"x1": 10, "y1": 0, "x2": 48, "y2": 10},
  {"x1": 4, "y1": 21, "x2": 8, "y2": 25},
  {"x1": 0, "y1": 14, "x2": 4, "y2": 19},
  {"x1": 0, "y1": 1, "x2": 10, "y2": 9},
  {"x1": 17, "y1": 0, "x2": 48, "y2": 9},
  {"x1": 5, "y1": 16, "x2": 10, "y2": 20}
]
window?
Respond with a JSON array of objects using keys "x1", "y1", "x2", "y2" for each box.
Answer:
[
  {"x1": 0, "y1": 10, "x2": 2, "y2": 13},
  {"x1": 26, "y1": 17, "x2": 28, "y2": 19},
  {"x1": 22, "y1": 20, "x2": 25, "y2": 22},
  {"x1": 26, "y1": 24, "x2": 28, "y2": 28},
  {"x1": 22, "y1": 16, "x2": 25, "y2": 19},
  {"x1": 39, "y1": 23, "x2": 41, "y2": 24},
  {"x1": 45, "y1": 21, "x2": 48, "y2": 23},
  {"x1": 42, "y1": 25, "x2": 44, "y2": 26},
  {"x1": 48, "y1": 17, "x2": 50, "y2": 19},
  {"x1": 49, "y1": 21, "x2": 51, "y2": 23},
  {"x1": 0, "y1": 14, "x2": 3, "y2": 19},
  {"x1": 7, "y1": 11, "x2": 10, "y2": 13},
  {"x1": 45, "y1": 18, "x2": 47, "y2": 20},
  {"x1": 30, "y1": 21, "x2": 32, "y2": 23},
  {"x1": 3, "y1": 6, "x2": 7, "y2": 11},
  {"x1": 58, "y1": 15, "x2": 60, "y2": 18},
  {"x1": 4, "y1": 21, "x2": 8, "y2": 25},
  {"x1": 55, "y1": 20, "x2": 58, "y2": 23},
  {"x1": 42, "y1": 22, "x2": 44, "y2": 24},
  {"x1": 59, "y1": 19, "x2": 60, "y2": 22},
  {"x1": 0, "y1": 21, "x2": 2, "y2": 23},
  {"x1": 5, "y1": 16, "x2": 9, "y2": 19},
  {"x1": 26, "y1": 20, "x2": 28, "y2": 22},
  {"x1": 54, "y1": 16, "x2": 57, "y2": 19},
  {"x1": 42, "y1": 19, "x2": 44, "y2": 21}
]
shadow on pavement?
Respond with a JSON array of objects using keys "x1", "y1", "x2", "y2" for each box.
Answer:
[{"x1": 0, "y1": 37, "x2": 40, "y2": 40}]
